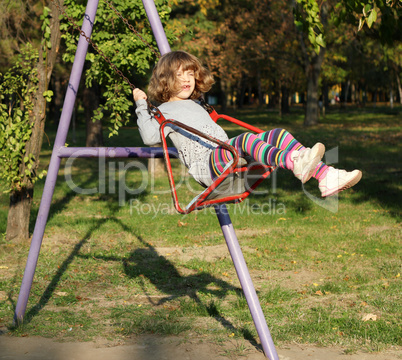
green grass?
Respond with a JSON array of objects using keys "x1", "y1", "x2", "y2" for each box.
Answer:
[{"x1": 0, "y1": 104, "x2": 401, "y2": 354}]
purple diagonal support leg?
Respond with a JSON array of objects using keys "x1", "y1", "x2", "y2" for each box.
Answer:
[
  {"x1": 13, "y1": 0, "x2": 100, "y2": 325},
  {"x1": 215, "y1": 204, "x2": 279, "y2": 360},
  {"x1": 137, "y1": 10, "x2": 278, "y2": 357},
  {"x1": 141, "y1": 0, "x2": 171, "y2": 55}
]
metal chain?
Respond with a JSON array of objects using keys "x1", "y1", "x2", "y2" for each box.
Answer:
[
  {"x1": 52, "y1": 0, "x2": 161, "y2": 114},
  {"x1": 103, "y1": 0, "x2": 160, "y2": 59}
]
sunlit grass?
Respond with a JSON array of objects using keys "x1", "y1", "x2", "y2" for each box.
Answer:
[{"x1": 0, "y1": 105, "x2": 401, "y2": 353}]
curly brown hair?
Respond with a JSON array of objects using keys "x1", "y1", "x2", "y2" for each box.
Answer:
[{"x1": 147, "y1": 51, "x2": 215, "y2": 103}]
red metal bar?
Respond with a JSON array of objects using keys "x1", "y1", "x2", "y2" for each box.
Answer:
[
  {"x1": 209, "y1": 110, "x2": 264, "y2": 133},
  {"x1": 159, "y1": 119, "x2": 241, "y2": 214},
  {"x1": 194, "y1": 164, "x2": 273, "y2": 210}
]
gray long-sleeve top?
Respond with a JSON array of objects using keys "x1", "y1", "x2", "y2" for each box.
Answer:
[{"x1": 135, "y1": 99, "x2": 228, "y2": 187}]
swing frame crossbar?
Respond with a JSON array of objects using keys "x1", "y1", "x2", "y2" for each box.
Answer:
[
  {"x1": 57, "y1": 145, "x2": 176, "y2": 159},
  {"x1": 13, "y1": 1, "x2": 279, "y2": 359}
]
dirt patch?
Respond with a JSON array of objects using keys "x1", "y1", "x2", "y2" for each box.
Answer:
[
  {"x1": 0, "y1": 334, "x2": 401, "y2": 360},
  {"x1": 365, "y1": 225, "x2": 400, "y2": 237},
  {"x1": 263, "y1": 269, "x2": 322, "y2": 291},
  {"x1": 0, "y1": 291, "x2": 8, "y2": 301},
  {"x1": 155, "y1": 244, "x2": 230, "y2": 263}
]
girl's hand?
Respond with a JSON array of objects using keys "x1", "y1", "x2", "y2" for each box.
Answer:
[{"x1": 133, "y1": 88, "x2": 147, "y2": 102}]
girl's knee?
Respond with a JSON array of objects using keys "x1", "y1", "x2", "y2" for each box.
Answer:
[{"x1": 241, "y1": 132, "x2": 253, "y2": 138}]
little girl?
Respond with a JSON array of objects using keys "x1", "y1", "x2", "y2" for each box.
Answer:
[{"x1": 134, "y1": 50, "x2": 362, "y2": 197}]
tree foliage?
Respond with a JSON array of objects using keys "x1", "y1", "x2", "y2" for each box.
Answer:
[
  {"x1": 295, "y1": 0, "x2": 402, "y2": 51},
  {"x1": 0, "y1": 1, "x2": 60, "y2": 241},
  {"x1": 0, "y1": 1, "x2": 39, "y2": 71},
  {"x1": 60, "y1": 0, "x2": 175, "y2": 136},
  {"x1": 0, "y1": 4, "x2": 56, "y2": 194},
  {"x1": 0, "y1": 45, "x2": 48, "y2": 193},
  {"x1": 170, "y1": 0, "x2": 301, "y2": 110}
]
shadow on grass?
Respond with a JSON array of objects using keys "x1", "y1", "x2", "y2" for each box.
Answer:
[
  {"x1": 16, "y1": 214, "x2": 261, "y2": 351},
  {"x1": 20, "y1": 218, "x2": 111, "y2": 324},
  {"x1": 82, "y1": 231, "x2": 258, "y2": 347},
  {"x1": 123, "y1": 237, "x2": 239, "y2": 303},
  {"x1": 121, "y1": 236, "x2": 260, "y2": 345}
]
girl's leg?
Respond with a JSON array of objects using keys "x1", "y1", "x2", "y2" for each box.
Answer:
[
  {"x1": 254, "y1": 129, "x2": 362, "y2": 196},
  {"x1": 261, "y1": 129, "x2": 363, "y2": 196},
  {"x1": 256, "y1": 129, "x2": 331, "y2": 182},
  {"x1": 209, "y1": 129, "x2": 324, "y2": 183},
  {"x1": 209, "y1": 128, "x2": 362, "y2": 196},
  {"x1": 210, "y1": 132, "x2": 290, "y2": 179},
  {"x1": 255, "y1": 128, "x2": 304, "y2": 153}
]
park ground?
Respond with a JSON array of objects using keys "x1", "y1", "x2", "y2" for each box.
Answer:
[
  {"x1": 1, "y1": 238, "x2": 401, "y2": 360},
  {"x1": 0, "y1": 331, "x2": 401, "y2": 360},
  {"x1": 0, "y1": 105, "x2": 401, "y2": 360}
]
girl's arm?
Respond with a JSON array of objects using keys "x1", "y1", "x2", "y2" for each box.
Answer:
[{"x1": 134, "y1": 90, "x2": 162, "y2": 146}]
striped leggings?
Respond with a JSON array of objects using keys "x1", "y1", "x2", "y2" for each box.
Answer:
[{"x1": 209, "y1": 128, "x2": 328, "y2": 180}]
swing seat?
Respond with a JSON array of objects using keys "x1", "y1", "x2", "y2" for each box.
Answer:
[
  {"x1": 185, "y1": 159, "x2": 273, "y2": 212},
  {"x1": 158, "y1": 118, "x2": 275, "y2": 214}
]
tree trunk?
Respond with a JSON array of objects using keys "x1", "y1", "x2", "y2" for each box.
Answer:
[
  {"x1": 344, "y1": 79, "x2": 350, "y2": 106},
  {"x1": 7, "y1": 189, "x2": 33, "y2": 242},
  {"x1": 84, "y1": 84, "x2": 103, "y2": 147},
  {"x1": 304, "y1": 50, "x2": 324, "y2": 126},
  {"x1": 6, "y1": 2, "x2": 61, "y2": 242},
  {"x1": 322, "y1": 81, "x2": 329, "y2": 116},
  {"x1": 362, "y1": 84, "x2": 367, "y2": 106},
  {"x1": 148, "y1": 144, "x2": 166, "y2": 177},
  {"x1": 351, "y1": 82, "x2": 356, "y2": 104},
  {"x1": 49, "y1": 71, "x2": 64, "y2": 123},
  {"x1": 220, "y1": 78, "x2": 228, "y2": 113},
  {"x1": 257, "y1": 69, "x2": 264, "y2": 107},
  {"x1": 281, "y1": 85, "x2": 290, "y2": 114},
  {"x1": 267, "y1": 80, "x2": 280, "y2": 109},
  {"x1": 247, "y1": 85, "x2": 252, "y2": 105},
  {"x1": 238, "y1": 74, "x2": 247, "y2": 108},
  {"x1": 296, "y1": 2, "x2": 327, "y2": 126},
  {"x1": 396, "y1": 72, "x2": 402, "y2": 104},
  {"x1": 269, "y1": 91, "x2": 280, "y2": 109}
]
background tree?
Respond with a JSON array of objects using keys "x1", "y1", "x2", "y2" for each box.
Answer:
[
  {"x1": 1, "y1": 0, "x2": 400, "y2": 242},
  {"x1": 61, "y1": 0, "x2": 174, "y2": 142},
  {"x1": 170, "y1": 0, "x2": 301, "y2": 113},
  {"x1": 294, "y1": 0, "x2": 401, "y2": 124},
  {"x1": 293, "y1": 0, "x2": 329, "y2": 126},
  {"x1": 1, "y1": 0, "x2": 176, "y2": 241},
  {"x1": 0, "y1": 1, "x2": 61, "y2": 242}
]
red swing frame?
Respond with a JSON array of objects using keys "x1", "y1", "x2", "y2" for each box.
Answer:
[{"x1": 152, "y1": 106, "x2": 275, "y2": 214}]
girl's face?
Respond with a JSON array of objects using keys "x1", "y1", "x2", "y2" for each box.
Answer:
[{"x1": 169, "y1": 65, "x2": 195, "y2": 102}]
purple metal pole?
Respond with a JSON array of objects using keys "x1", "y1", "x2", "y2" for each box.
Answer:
[
  {"x1": 215, "y1": 205, "x2": 279, "y2": 360},
  {"x1": 141, "y1": 5, "x2": 278, "y2": 357},
  {"x1": 13, "y1": 0, "x2": 100, "y2": 325},
  {"x1": 57, "y1": 146, "x2": 177, "y2": 159},
  {"x1": 141, "y1": 0, "x2": 171, "y2": 55}
]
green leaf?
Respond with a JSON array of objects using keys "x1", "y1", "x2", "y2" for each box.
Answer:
[
  {"x1": 315, "y1": 33, "x2": 325, "y2": 48},
  {"x1": 367, "y1": 9, "x2": 377, "y2": 28},
  {"x1": 43, "y1": 90, "x2": 54, "y2": 102},
  {"x1": 358, "y1": 17, "x2": 365, "y2": 32}
]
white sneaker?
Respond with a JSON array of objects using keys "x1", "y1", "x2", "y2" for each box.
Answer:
[
  {"x1": 291, "y1": 143, "x2": 325, "y2": 183},
  {"x1": 319, "y1": 168, "x2": 362, "y2": 197}
]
